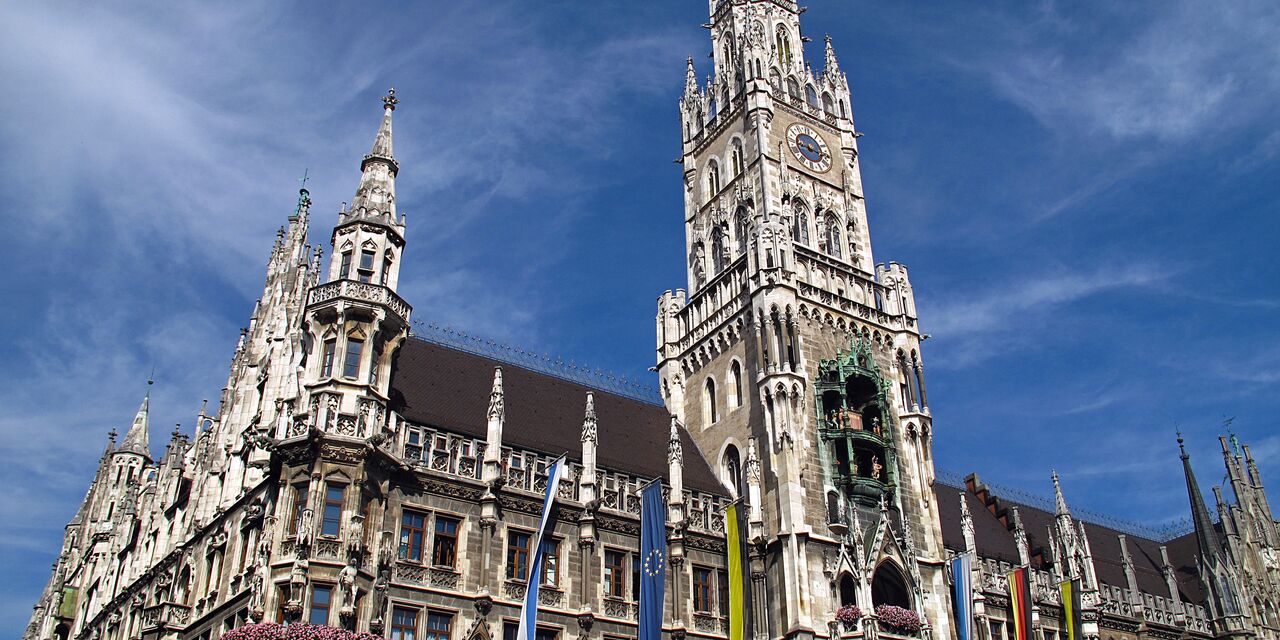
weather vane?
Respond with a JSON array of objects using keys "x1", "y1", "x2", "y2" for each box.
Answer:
[
  {"x1": 383, "y1": 87, "x2": 399, "y2": 111},
  {"x1": 298, "y1": 168, "x2": 310, "y2": 189}
]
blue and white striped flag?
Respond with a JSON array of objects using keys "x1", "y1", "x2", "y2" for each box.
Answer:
[{"x1": 516, "y1": 455, "x2": 568, "y2": 640}]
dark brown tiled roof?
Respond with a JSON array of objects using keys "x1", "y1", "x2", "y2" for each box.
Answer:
[
  {"x1": 935, "y1": 483, "x2": 1205, "y2": 606},
  {"x1": 389, "y1": 337, "x2": 726, "y2": 495}
]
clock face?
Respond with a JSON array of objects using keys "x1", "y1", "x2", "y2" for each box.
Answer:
[{"x1": 787, "y1": 123, "x2": 832, "y2": 172}]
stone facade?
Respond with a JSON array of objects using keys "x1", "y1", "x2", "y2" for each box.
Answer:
[{"x1": 21, "y1": 3, "x2": 1280, "y2": 640}]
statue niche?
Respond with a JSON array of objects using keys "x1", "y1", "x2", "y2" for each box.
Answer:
[{"x1": 816, "y1": 339, "x2": 895, "y2": 508}]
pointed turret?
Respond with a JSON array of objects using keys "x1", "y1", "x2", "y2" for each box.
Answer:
[
  {"x1": 1052, "y1": 469, "x2": 1071, "y2": 516},
  {"x1": 683, "y1": 57, "x2": 699, "y2": 102},
  {"x1": 824, "y1": 35, "x2": 840, "y2": 75},
  {"x1": 1181, "y1": 435, "x2": 1223, "y2": 562},
  {"x1": 117, "y1": 388, "x2": 152, "y2": 460},
  {"x1": 1011, "y1": 506, "x2": 1029, "y2": 566},
  {"x1": 579, "y1": 393, "x2": 598, "y2": 501},
  {"x1": 343, "y1": 88, "x2": 402, "y2": 228},
  {"x1": 483, "y1": 367, "x2": 505, "y2": 484}
]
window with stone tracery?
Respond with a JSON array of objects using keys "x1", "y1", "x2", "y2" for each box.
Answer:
[
  {"x1": 776, "y1": 26, "x2": 792, "y2": 70},
  {"x1": 707, "y1": 160, "x2": 721, "y2": 198},
  {"x1": 825, "y1": 214, "x2": 843, "y2": 259},
  {"x1": 792, "y1": 202, "x2": 810, "y2": 245},
  {"x1": 731, "y1": 140, "x2": 744, "y2": 176}
]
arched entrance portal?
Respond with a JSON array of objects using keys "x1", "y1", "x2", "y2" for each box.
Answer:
[{"x1": 871, "y1": 561, "x2": 912, "y2": 609}]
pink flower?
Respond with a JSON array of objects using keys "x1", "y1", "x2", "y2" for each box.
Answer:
[
  {"x1": 223, "y1": 623, "x2": 383, "y2": 640},
  {"x1": 836, "y1": 605, "x2": 863, "y2": 624},
  {"x1": 874, "y1": 605, "x2": 924, "y2": 634}
]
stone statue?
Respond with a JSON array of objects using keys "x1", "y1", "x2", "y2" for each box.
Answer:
[{"x1": 339, "y1": 557, "x2": 358, "y2": 613}]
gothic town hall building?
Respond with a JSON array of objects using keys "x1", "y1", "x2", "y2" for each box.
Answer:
[{"x1": 24, "y1": 3, "x2": 1280, "y2": 640}]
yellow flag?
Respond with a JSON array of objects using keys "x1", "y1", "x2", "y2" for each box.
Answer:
[{"x1": 727, "y1": 503, "x2": 746, "y2": 640}]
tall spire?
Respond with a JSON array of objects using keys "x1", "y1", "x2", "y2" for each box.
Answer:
[
  {"x1": 824, "y1": 35, "x2": 840, "y2": 75},
  {"x1": 683, "y1": 57, "x2": 699, "y2": 102},
  {"x1": 117, "y1": 379, "x2": 153, "y2": 459},
  {"x1": 1180, "y1": 433, "x2": 1223, "y2": 562},
  {"x1": 346, "y1": 88, "x2": 400, "y2": 225},
  {"x1": 1052, "y1": 469, "x2": 1071, "y2": 516}
]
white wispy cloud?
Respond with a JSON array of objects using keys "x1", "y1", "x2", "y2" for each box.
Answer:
[{"x1": 924, "y1": 262, "x2": 1171, "y2": 341}]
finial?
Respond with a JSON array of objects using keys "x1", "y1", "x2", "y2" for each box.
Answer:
[
  {"x1": 108, "y1": 428, "x2": 118, "y2": 444},
  {"x1": 172, "y1": 424, "x2": 181, "y2": 440},
  {"x1": 382, "y1": 87, "x2": 399, "y2": 111},
  {"x1": 1177, "y1": 428, "x2": 1188, "y2": 457},
  {"x1": 146, "y1": 368, "x2": 155, "y2": 398}
]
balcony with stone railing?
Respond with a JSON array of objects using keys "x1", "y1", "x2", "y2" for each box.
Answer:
[
  {"x1": 307, "y1": 279, "x2": 412, "y2": 324},
  {"x1": 664, "y1": 258, "x2": 750, "y2": 359},
  {"x1": 140, "y1": 601, "x2": 191, "y2": 632},
  {"x1": 398, "y1": 418, "x2": 729, "y2": 535}
]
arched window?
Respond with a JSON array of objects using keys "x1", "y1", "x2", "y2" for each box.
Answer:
[
  {"x1": 723, "y1": 445, "x2": 742, "y2": 497},
  {"x1": 705, "y1": 378, "x2": 719, "y2": 424},
  {"x1": 871, "y1": 562, "x2": 912, "y2": 609},
  {"x1": 708, "y1": 98, "x2": 718, "y2": 121},
  {"x1": 806, "y1": 85, "x2": 818, "y2": 108},
  {"x1": 792, "y1": 202, "x2": 810, "y2": 245},
  {"x1": 825, "y1": 214, "x2": 843, "y2": 259},
  {"x1": 776, "y1": 26, "x2": 792, "y2": 70},
  {"x1": 722, "y1": 41, "x2": 732, "y2": 74},
  {"x1": 731, "y1": 140, "x2": 745, "y2": 176},
  {"x1": 731, "y1": 360, "x2": 744, "y2": 407},
  {"x1": 840, "y1": 99, "x2": 848, "y2": 119},
  {"x1": 707, "y1": 161, "x2": 721, "y2": 198},
  {"x1": 786, "y1": 77, "x2": 800, "y2": 100},
  {"x1": 823, "y1": 92, "x2": 835, "y2": 115},
  {"x1": 840, "y1": 573, "x2": 858, "y2": 606}
]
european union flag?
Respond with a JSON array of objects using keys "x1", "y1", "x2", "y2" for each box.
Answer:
[{"x1": 638, "y1": 480, "x2": 667, "y2": 640}]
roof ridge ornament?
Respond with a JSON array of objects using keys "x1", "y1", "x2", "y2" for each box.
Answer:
[{"x1": 382, "y1": 87, "x2": 399, "y2": 112}]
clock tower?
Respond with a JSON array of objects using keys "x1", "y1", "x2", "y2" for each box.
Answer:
[{"x1": 656, "y1": 3, "x2": 948, "y2": 640}]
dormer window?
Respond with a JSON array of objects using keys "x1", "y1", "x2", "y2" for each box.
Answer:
[
  {"x1": 339, "y1": 252, "x2": 353, "y2": 279},
  {"x1": 343, "y1": 338, "x2": 364, "y2": 379},
  {"x1": 358, "y1": 250, "x2": 376, "y2": 283}
]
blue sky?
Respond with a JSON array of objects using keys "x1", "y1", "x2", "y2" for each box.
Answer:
[{"x1": 2, "y1": 0, "x2": 1278, "y2": 634}]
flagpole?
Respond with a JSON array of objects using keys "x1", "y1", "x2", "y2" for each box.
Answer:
[{"x1": 515, "y1": 453, "x2": 570, "y2": 640}]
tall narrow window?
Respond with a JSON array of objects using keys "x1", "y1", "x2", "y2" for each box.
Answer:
[
  {"x1": 731, "y1": 361, "x2": 744, "y2": 407},
  {"x1": 290, "y1": 484, "x2": 309, "y2": 535},
  {"x1": 776, "y1": 27, "x2": 792, "y2": 70},
  {"x1": 343, "y1": 338, "x2": 364, "y2": 379},
  {"x1": 275, "y1": 585, "x2": 290, "y2": 623},
  {"x1": 806, "y1": 85, "x2": 818, "y2": 108},
  {"x1": 631, "y1": 554, "x2": 642, "y2": 601},
  {"x1": 693, "y1": 567, "x2": 714, "y2": 613},
  {"x1": 358, "y1": 249, "x2": 376, "y2": 283},
  {"x1": 542, "y1": 539, "x2": 561, "y2": 587},
  {"x1": 731, "y1": 141, "x2": 745, "y2": 176},
  {"x1": 321, "y1": 483, "x2": 344, "y2": 537},
  {"x1": 432, "y1": 515, "x2": 459, "y2": 568},
  {"x1": 826, "y1": 215, "x2": 843, "y2": 259},
  {"x1": 507, "y1": 530, "x2": 531, "y2": 581},
  {"x1": 400, "y1": 510, "x2": 427, "y2": 562},
  {"x1": 717, "y1": 569, "x2": 730, "y2": 617},
  {"x1": 705, "y1": 378, "x2": 718, "y2": 424},
  {"x1": 391, "y1": 607, "x2": 419, "y2": 640},
  {"x1": 823, "y1": 92, "x2": 835, "y2": 115},
  {"x1": 339, "y1": 252, "x2": 352, "y2": 279},
  {"x1": 309, "y1": 585, "x2": 331, "y2": 625},
  {"x1": 604, "y1": 549, "x2": 626, "y2": 598},
  {"x1": 707, "y1": 161, "x2": 721, "y2": 197},
  {"x1": 793, "y1": 204, "x2": 810, "y2": 245},
  {"x1": 423, "y1": 611, "x2": 453, "y2": 640},
  {"x1": 786, "y1": 77, "x2": 800, "y2": 99},
  {"x1": 382, "y1": 251, "x2": 394, "y2": 285},
  {"x1": 320, "y1": 339, "x2": 336, "y2": 377},
  {"x1": 711, "y1": 229, "x2": 727, "y2": 273},
  {"x1": 370, "y1": 343, "x2": 383, "y2": 385},
  {"x1": 724, "y1": 446, "x2": 742, "y2": 498}
]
